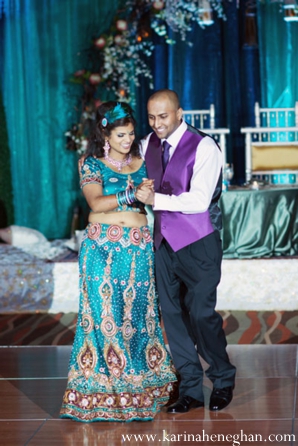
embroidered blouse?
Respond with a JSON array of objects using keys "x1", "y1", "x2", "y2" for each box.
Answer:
[{"x1": 79, "y1": 156, "x2": 147, "y2": 214}]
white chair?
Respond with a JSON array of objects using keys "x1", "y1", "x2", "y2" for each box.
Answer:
[
  {"x1": 182, "y1": 104, "x2": 229, "y2": 167},
  {"x1": 241, "y1": 102, "x2": 298, "y2": 184}
]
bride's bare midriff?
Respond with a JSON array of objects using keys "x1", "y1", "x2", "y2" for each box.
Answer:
[{"x1": 88, "y1": 211, "x2": 148, "y2": 228}]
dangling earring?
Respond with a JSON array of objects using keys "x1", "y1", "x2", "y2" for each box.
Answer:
[{"x1": 103, "y1": 140, "x2": 110, "y2": 156}]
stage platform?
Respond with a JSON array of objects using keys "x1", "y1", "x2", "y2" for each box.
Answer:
[
  {"x1": 30, "y1": 257, "x2": 298, "y2": 313},
  {"x1": 1, "y1": 242, "x2": 298, "y2": 313},
  {"x1": 218, "y1": 257, "x2": 298, "y2": 311},
  {"x1": 47, "y1": 257, "x2": 298, "y2": 313}
]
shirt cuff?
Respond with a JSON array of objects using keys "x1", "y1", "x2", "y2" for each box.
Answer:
[{"x1": 153, "y1": 193, "x2": 175, "y2": 211}]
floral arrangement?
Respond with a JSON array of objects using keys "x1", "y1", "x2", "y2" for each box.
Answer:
[{"x1": 65, "y1": 0, "x2": 227, "y2": 154}]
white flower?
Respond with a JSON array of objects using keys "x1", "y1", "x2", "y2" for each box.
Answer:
[
  {"x1": 89, "y1": 73, "x2": 101, "y2": 84},
  {"x1": 116, "y1": 19, "x2": 128, "y2": 31},
  {"x1": 94, "y1": 37, "x2": 106, "y2": 49},
  {"x1": 153, "y1": 1, "x2": 165, "y2": 11}
]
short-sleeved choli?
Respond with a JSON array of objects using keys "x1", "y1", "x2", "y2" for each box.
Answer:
[
  {"x1": 79, "y1": 156, "x2": 103, "y2": 188},
  {"x1": 79, "y1": 156, "x2": 147, "y2": 213}
]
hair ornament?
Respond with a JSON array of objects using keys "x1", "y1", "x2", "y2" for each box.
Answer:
[
  {"x1": 103, "y1": 103, "x2": 131, "y2": 125},
  {"x1": 102, "y1": 117, "x2": 108, "y2": 127}
]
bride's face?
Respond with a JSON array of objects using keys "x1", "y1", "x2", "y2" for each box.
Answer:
[{"x1": 107, "y1": 123, "x2": 135, "y2": 159}]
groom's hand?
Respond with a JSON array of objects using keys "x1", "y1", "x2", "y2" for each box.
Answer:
[{"x1": 136, "y1": 180, "x2": 155, "y2": 205}]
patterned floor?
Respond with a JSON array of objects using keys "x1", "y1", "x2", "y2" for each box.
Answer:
[{"x1": 0, "y1": 311, "x2": 297, "y2": 346}]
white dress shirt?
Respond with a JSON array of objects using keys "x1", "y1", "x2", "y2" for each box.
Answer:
[{"x1": 140, "y1": 120, "x2": 223, "y2": 214}]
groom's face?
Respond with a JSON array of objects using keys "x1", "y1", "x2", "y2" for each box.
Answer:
[{"x1": 147, "y1": 96, "x2": 182, "y2": 140}]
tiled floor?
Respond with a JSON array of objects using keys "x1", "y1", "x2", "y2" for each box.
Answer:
[{"x1": 0, "y1": 345, "x2": 297, "y2": 445}]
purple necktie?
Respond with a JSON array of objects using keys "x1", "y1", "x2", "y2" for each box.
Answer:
[{"x1": 162, "y1": 140, "x2": 171, "y2": 171}]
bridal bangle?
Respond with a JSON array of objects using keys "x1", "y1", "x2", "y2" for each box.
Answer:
[{"x1": 116, "y1": 188, "x2": 137, "y2": 206}]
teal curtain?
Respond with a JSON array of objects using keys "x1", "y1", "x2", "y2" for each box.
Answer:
[
  {"x1": 257, "y1": 2, "x2": 298, "y2": 107},
  {"x1": 0, "y1": 90, "x2": 14, "y2": 226},
  {"x1": 0, "y1": 0, "x2": 119, "y2": 238}
]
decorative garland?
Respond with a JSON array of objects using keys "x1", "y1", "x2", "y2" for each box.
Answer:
[{"x1": 65, "y1": 0, "x2": 228, "y2": 154}]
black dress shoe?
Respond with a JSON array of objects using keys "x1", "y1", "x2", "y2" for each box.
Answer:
[
  {"x1": 166, "y1": 395, "x2": 204, "y2": 413},
  {"x1": 209, "y1": 386, "x2": 233, "y2": 411}
]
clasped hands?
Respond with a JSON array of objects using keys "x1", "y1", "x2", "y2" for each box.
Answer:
[{"x1": 135, "y1": 178, "x2": 155, "y2": 205}]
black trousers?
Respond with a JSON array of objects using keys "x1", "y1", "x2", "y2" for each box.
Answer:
[{"x1": 155, "y1": 231, "x2": 236, "y2": 401}]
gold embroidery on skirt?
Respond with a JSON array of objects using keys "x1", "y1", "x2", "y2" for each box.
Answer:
[
  {"x1": 146, "y1": 318, "x2": 156, "y2": 337},
  {"x1": 81, "y1": 314, "x2": 94, "y2": 334},
  {"x1": 122, "y1": 253, "x2": 137, "y2": 354},
  {"x1": 101, "y1": 315, "x2": 118, "y2": 338},
  {"x1": 78, "y1": 339, "x2": 98, "y2": 379},
  {"x1": 145, "y1": 258, "x2": 156, "y2": 332},
  {"x1": 99, "y1": 251, "x2": 119, "y2": 338},
  {"x1": 146, "y1": 342, "x2": 166, "y2": 375},
  {"x1": 104, "y1": 343, "x2": 126, "y2": 378}
]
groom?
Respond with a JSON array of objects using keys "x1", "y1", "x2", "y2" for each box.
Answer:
[{"x1": 136, "y1": 89, "x2": 236, "y2": 413}]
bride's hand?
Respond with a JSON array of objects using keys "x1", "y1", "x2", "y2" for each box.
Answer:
[
  {"x1": 135, "y1": 179, "x2": 155, "y2": 205},
  {"x1": 138, "y1": 178, "x2": 154, "y2": 191}
]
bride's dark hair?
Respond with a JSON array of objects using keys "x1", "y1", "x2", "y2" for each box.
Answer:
[{"x1": 85, "y1": 101, "x2": 140, "y2": 158}]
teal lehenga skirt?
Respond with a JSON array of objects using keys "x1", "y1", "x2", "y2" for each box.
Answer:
[{"x1": 60, "y1": 223, "x2": 177, "y2": 422}]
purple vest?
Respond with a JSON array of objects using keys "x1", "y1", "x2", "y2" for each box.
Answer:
[{"x1": 145, "y1": 130, "x2": 217, "y2": 252}]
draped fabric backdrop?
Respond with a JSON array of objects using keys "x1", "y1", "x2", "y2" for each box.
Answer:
[
  {"x1": 0, "y1": 0, "x2": 120, "y2": 238},
  {"x1": 0, "y1": 0, "x2": 298, "y2": 239},
  {"x1": 258, "y1": 2, "x2": 298, "y2": 107},
  {"x1": 137, "y1": 2, "x2": 260, "y2": 178},
  {"x1": 0, "y1": 90, "x2": 14, "y2": 226}
]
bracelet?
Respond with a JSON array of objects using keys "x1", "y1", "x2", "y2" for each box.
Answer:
[
  {"x1": 116, "y1": 187, "x2": 137, "y2": 206},
  {"x1": 126, "y1": 187, "x2": 137, "y2": 204}
]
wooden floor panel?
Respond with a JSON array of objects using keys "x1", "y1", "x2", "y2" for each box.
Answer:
[
  {"x1": 227, "y1": 344, "x2": 298, "y2": 378},
  {"x1": 0, "y1": 345, "x2": 296, "y2": 445},
  {"x1": 1, "y1": 344, "x2": 296, "y2": 379},
  {"x1": 0, "y1": 346, "x2": 71, "y2": 379},
  {"x1": 0, "y1": 379, "x2": 66, "y2": 419},
  {"x1": 0, "y1": 421, "x2": 46, "y2": 446}
]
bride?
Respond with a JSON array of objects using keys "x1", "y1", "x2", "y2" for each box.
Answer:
[{"x1": 60, "y1": 101, "x2": 177, "y2": 422}]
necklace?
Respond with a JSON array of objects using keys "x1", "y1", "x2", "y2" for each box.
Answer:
[{"x1": 104, "y1": 152, "x2": 132, "y2": 171}]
